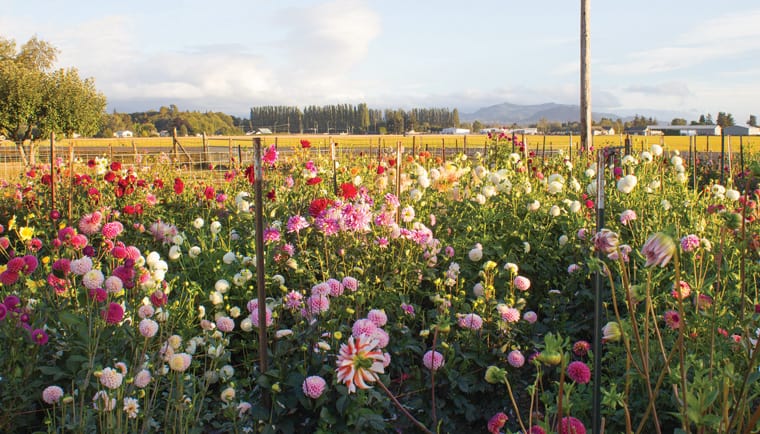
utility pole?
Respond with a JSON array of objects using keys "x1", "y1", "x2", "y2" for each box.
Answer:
[{"x1": 580, "y1": 0, "x2": 592, "y2": 153}]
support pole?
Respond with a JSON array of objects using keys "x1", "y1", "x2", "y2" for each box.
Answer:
[
  {"x1": 592, "y1": 147, "x2": 604, "y2": 434},
  {"x1": 50, "y1": 133, "x2": 56, "y2": 214},
  {"x1": 253, "y1": 137, "x2": 269, "y2": 407}
]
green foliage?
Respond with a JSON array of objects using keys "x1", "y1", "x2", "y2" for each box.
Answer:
[{"x1": 0, "y1": 36, "x2": 106, "y2": 141}]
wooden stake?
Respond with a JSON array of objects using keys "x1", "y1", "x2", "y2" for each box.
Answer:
[
  {"x1": 50, "y1": 133, "x2": 56, "y2": 213},
  {"x1": 252, "y1": 137, "x2": 269, "y2": 408}
]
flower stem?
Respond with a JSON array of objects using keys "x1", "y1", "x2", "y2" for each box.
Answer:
[{"x1": 375, "y1": 379, "x2": 433, "y2": 434}]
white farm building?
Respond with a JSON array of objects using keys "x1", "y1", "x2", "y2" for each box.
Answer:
[{"x1": 441, "y1": 127, "x2": 471, "y2": 134}]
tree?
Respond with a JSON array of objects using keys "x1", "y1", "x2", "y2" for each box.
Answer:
[
  {"x1": 472, "y1": 120, "x2": 483, "y2": 133},
  {"x1": 451, "y1": 109, "x2": 460, "y2": 128},
  {"x1": 715, "y1": 112, "x2": 735, "y2": 128},
  {"x1": 0, "y1": 36, "x2": 106, "y2": 141},
  {"x1": 671, "y1": 118, "x2": 687, "y2": 126},
  {"x1": 748, "y1": 115, "x2": 757, "y2": 127}
]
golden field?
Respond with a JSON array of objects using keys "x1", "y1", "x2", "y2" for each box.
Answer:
[{"x1": 52, "y1": 133, "x2": 760, "y2": 153}]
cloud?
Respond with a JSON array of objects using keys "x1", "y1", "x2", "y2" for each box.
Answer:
[
  {"x1": 624, "y1": 82, "x2": 691, "y2": 98},
  {"x1": 601, "y1": 9, "x2": 760, "y2": 75},
  {"x1": 273, "y1": 0, "x2": 381, "y2": 89}
]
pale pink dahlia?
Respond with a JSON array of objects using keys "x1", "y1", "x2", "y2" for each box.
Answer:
[
  {"x1": 367, "y1": 309, "x2": 388, "y2": 327},
  {"x1": 302, "y1": 375, "x2": 327, "y2": 399},
  {"x1": 99, "y1": 367, "x2": 124, "y2": 389},
  {"x1": 138, "y1": 318, "x2": 159, "y2": 338},
  {"x1": 458, "y1": 313, "x2": 484, "y2": 330},
  {"x1": 216, "y1": 316, "x2": 235, "y2": 332},
  {"x1": 423, "y1": 350, "x2": 445, "y2": 371},
  {"x1": 514, "y1": 275, "x2": 531, "y2": 291},
  {"x1": 42, "y1": 385, "x2": 64, "y2": 404},
  {"x1": 508, "y1": 350, "x2": 525, "y2": 368},
  {"x1": 352, "y1": 318, "x2": 378, "y2": 338},
  {"x1": 134, "y1": 369, "x2": 152, "y2": 388}
]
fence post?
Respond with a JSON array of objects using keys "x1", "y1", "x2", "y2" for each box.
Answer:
[
  {"x1": 720, "y1": 133, "x2": 725, "y2": 185},
  {"x1": 740, "y1": 135, "x2": 745, "y2": 176},
  {"x1": 172, "y1": 128, "x2": 179, "y2": 164},
  {"x1": 229, "y1": 137, "x2": 233, "y2": 169},
  {"x1": 542, "y1": 135, "x2": 547, "y2": 163},
  {"x1": 331, "y1": 141, "x2": 338, "y2": 195},
  {"x1": 441, "y1": 138, "x2": 445, "y2": 162},
  {"x1": 202, "y1": 132, "x2": 208, "y2": 167},
  {"x1": 68, "y1": 142, "x2": 74, "y2": 221}
]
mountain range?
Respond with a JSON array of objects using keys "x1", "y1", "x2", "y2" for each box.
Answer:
[{"x1": 461, "y1": 102, "x2": 625, "y2": 125}]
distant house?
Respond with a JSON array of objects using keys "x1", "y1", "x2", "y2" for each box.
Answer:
[
  {"x1": 724, "y1": 125, "x2": 760, "y2": 136},
  {"x1": 512, "y1": 128, "x2": 538, "y2": 135},
  {"x1": 246, "y1": 128, "x2": 273, "y2": 135},
  {"x1": 441, "y1": 127, "x2": 471, "y2": 134},
  {"x1": 624, "y1": 126, "x2": 649, "y2": 135},
  {"x1": 114, "y1": 130, "x2": 133, "y2": 138},
  {"x1": 649, "y1": 125, "x2": 721, "y2": 136},
  {"x1": 593, "y1": 126, "x2": 615, "y2": 136},
  {"x1": 625, "y1": 125, "x2": 720, "y2": 136}
]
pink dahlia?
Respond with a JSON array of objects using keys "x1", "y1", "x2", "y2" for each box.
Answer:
[
  {"x1": 487, "y1": 412, "x2": 508, "y2": 434},
  {"x1": 307, "y1": 294, "x2": 330, "y2": 315},
  {"x1": 42, "y1": 385, "x2": 64, "y2": 404},
  {"x1": 102, "y1": 302, "x2": 124, "y2": 325},
  {"x1": 680, "y1": 234, "x2": 700, "y2": 252},
  {"x1": 134, "y1": 369, "x2": 151, "y2": 388},
  {"x1": 102, "y1": 221, "x2": 124, "y2": 239},
  {"x1": 352, "y1": 318, "x2": 378, "y2": 338},
  {"x1": 99, "y1": 367, "x2": 124, "y2": 389},
  {"x1": 458, "y1": 313, "x2": 484, "y2": 330},
  {"x1": 641, "y1": 232, "x2": 676, "y2": 268},
  {"x1": 79, "y1": 211, "x2": 103, "y2": 235},
  {"x1": 138, "y1": 318, "x2": 159, "y2": 338},
  {"x1": 499, "y1": 306, "x2": 521, "y2": 323},
  {"x1": 573, "y1": 340, "x2": 591, "y2": 357},
  {"x1": 31, "y1": 328, "x2": 49, "y2": 345},
  {"x1": 567, "y1": 361, "x2": 591, "y2": 384},
  {"x1": 664, "y1": 310, "x2": 681, "y2": 329},
  {"x1": 514, "y1": 275, "x2": 531, "y2": 291},
  {"x1": 367, "y1": 309, "x2": 388, "y2": 327},
  {"x1": 423, "y1": 350, "x2": 445, "y2": 371},
  {"x1": 302, "y1": 375, "x2": 327, "y2": 399},
  {"x1": 508, "y1": 350, "x2": 525, "y2": 367},
  {"x1": 341, "y1": 276, "x2": 359, "y2": 292},
  {"x1": 559, "y1": 416, "x2": 586, "y2": 434},
  {"x1": 216, "y1": 316, "x2": 235, "y2": 332},
  {"x1": 619, "y1": 209, "x2": 637, "y2": 225},
  {"x1": 326, "y1": 278, "x2": 344, "y2": 297},
  {"x1": 671, "y1": 280, "x2": 692, "y2": 300}
]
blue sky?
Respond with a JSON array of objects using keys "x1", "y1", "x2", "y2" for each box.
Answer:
[{"x1": 3, "y1": 0, "x2": 760, "y2": 123}]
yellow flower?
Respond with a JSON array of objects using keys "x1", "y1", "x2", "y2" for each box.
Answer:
[
  {"x1": 19, "y1": 226, "x2": 34, "y2": 241},
  {"x1": 42, "y1": 256, "x2": 50, "y2": 265},
  {"x1": 8, "y1": 216, "x2": 15, "y2": 230}
]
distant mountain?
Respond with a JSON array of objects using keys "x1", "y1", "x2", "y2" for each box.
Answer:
[{"x1": 461, "y1": 102, "x2": 622, "y2": 125}]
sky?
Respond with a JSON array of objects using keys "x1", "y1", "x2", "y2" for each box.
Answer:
[{"x1": 3, "y1": 0, "x2": 760, "y2": 123}]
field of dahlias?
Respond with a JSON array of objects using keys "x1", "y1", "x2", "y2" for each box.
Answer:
[{"x1": 0, "y1": 135, "x2": 758, "y2": 434}]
